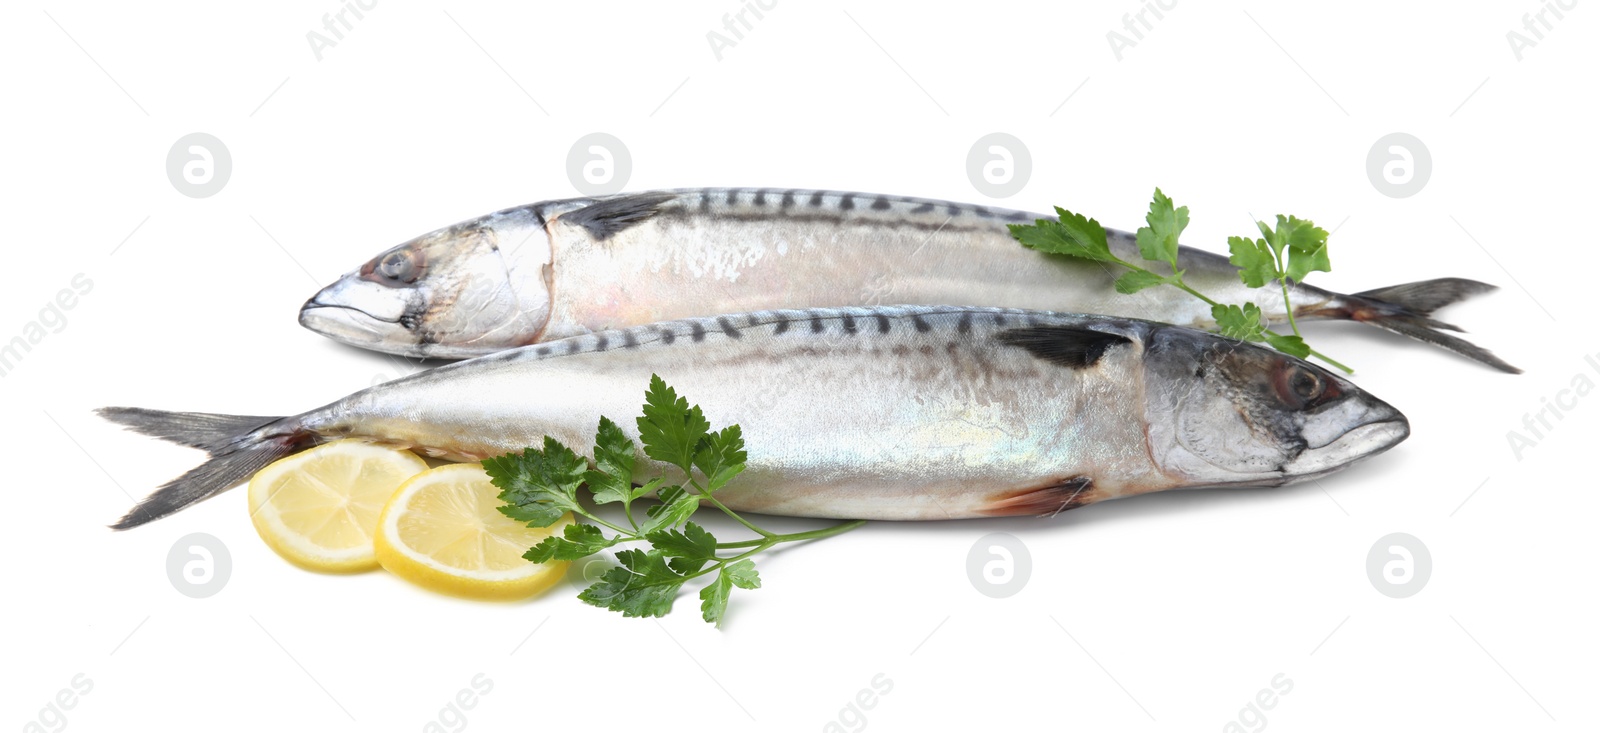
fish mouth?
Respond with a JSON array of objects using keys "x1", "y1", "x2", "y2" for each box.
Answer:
[
  {"x1": 1179, "y1": 417, "x2": 1411, "y2": 490},
  {"x1": 299, "y1": 299, "x2": 405, "y2": 345},
  {"x1": 298, "y1": 270, "x2": 420, "y2": 350},
  {"x1": 1283, "y1": 416, "x2": 1411, "y2": 479}
]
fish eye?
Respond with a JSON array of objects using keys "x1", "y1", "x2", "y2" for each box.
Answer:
[
  {"x1": 1274, "y1": 363, "x2": 1338, "y2": 409},
  {"x1": 1291, "y1": 368, "x2": 1320, "y2": 399},
  {"x1": 376, "y1": 249, "x2": 420, "y2": 283}
]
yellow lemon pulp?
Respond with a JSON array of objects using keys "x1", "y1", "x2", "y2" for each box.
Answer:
[
  {"x1": 248, "y1": 440, "x2": 428, "y2": 572},
  {"x1": 375, "y1": 463, "x2": 571, "y2": 600}
]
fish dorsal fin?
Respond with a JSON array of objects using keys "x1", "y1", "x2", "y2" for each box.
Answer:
[
  {"x1": 995, "y1": 326, "x2": 1131, "y2": 369},
  {"x1": 560, "y1": 192, "x2": 677, "y2": 240}
]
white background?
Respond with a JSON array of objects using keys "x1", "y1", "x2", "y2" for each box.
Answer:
[{"x1": 2, "y1": 2, "x2": 1594, "y2": 731}]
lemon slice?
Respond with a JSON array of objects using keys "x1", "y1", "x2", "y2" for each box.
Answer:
[
  {"x1": 248, "y1": 440, "x2": 428, "y2": 572},
  {"x1": 375, "y1": 464, "x2": 572, "y2": 600}
]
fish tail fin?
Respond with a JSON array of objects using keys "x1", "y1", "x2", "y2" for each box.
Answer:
[
  {"x1": 1354, "y1": 314, "x2": 1522, "y2": 374},
  {"x1": 1352, "y1": 277, "x2": 1499, "y2": 320},
  {"x1": 1312, "y1": 278, "x2": 1520, "y2": 374},
  {"x1": 97, "y1": 407, "x2": 309, "y2": 530}
]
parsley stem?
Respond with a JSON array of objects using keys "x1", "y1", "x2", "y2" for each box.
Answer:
[
  {"x1": 1307, "y1": 348, "x2": 1352, "y2": 374},
  {"x1": 685, "y1": 546, "x2": 769, "y2": 581},
  {"x1": 678, "y1": 520, "x2": 868, "y2": 584},
  {"x1": 1112, "y1": 256, "x2": 1220, "y2": 307},
  {"x1": 715, "y1": 520, "x2": 866, "y2": 549},
  {"x1": 1169, "y1": 279, "x2": 1220, "y2": 308},
  {"x1": 1279, "y1": 277, "x2": 1302, "y2": 339},
  {"x1": 699, "y1": 492, "x2": 776, "y2": 538},
  {"x1": 1277, "y1": 274, "x2": 1350, "y2": 373},
  {"x1": 1271, "y1": 245, "x2": 1308, "y2": 340},
  {"x1": 578, "y1": 511, "x2": 635, "y2": 537}
]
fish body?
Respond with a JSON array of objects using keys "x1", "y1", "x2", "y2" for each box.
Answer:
[
  {"x1": 300, "y1": 188, "x2": 1515, "y2": 372},
  {"x1": 107, "y1": 306, "x2": 1408, "y2": 528}
]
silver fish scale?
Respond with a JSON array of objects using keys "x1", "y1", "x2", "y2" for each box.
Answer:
[
  {"x1": 652, "y1": 187, "x2": 1039, "y2": 227},
  {"x1": 532, "y1": 189, "x2": 1251, "y2": 344},
  {"x1": 311, "y1": 305, "x2": 1168, "y2": 520},
  {"x1": 301, "y1": 185, "x2": 1512, "y2": 372},
  {"x1": 114, "y1": 300, "x2": 1408, "y2": 528},
  {"x1": 464, "y1": 305, "x2": 1061, "y2": 367}
]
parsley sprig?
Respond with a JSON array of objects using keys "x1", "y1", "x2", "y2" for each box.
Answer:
[
  {"x1": 483, "y1": 375, "x2": 865, "y2": 626},
  {"x1": 1008, "y1": 188, "x2": 1351, "y2": 373}
]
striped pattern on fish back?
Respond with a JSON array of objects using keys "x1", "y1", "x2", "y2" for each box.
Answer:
[
  {"x1": 586, "y1": 188, "x2": 1046, "y2": 241},
  {"x1": 672, "y1": 187, "x2": 1035, "y2": 221},
  {"x1": 424, "y1": 305, "x2": 1150, "y2": 374}
]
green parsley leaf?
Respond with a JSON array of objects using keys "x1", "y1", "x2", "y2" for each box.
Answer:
[
  {"x1": 698, "y1": 559, "x2": 761, "y2": 627},
  {"x1": 1227, "y1": 236, "x2": 1278, "y2": 288},
  {"x1": 647, "y1": 521, "x2": 719, "y2": 575},
  {"x1": 724, "y1": 559, "x2": 761, "y2": 589},
  {"x1": 693, "y1": 425, "x2": 747, "y2": 492},
  {"x1": 1007, "y1": 207, "x2": 1116, "y2": 263},
  {"x1": 1211, "y1": 303, "x2": 1266, "y2": 342},
  {"x1": 584, "y1": 416, "x2": 636, "y2": 506},
  {"x1": 641, "y1": 490, "x2": 699, "y2": 535},
  {"x1": 578, "y1": 549, "x2": 686, "y2": 618},
  {"x1": 524, "y1": 523, "x2": 620, "y2": 563},
  {"x1": 484, "y1": 437, "x2": 587, "y2": 528},
  {"x1": 630, "y1": 476, "x2": 666, "y2": 502},
  {"x1": 496, "y1": 376, "x2": 867, "y2": 625},
  {"x1": 1279, "y1": 215, "x2": 1331, "y2": 283},
  {"x1": 699, "y1": 571, "x2": 733, "y2": 626},
  {"x1": 1279, "y1": 214, "x2": 1324, "y2": 251},
  {"x1": 1256, "y1": 219, "x2": 1278, "y2": 251},
  {"x1": 1005, "y1": 191, "x2": 1354, "y2": 375},
  {"x1": 650, "y1": 484, "x2": 686, "y2": 510},
  {"x1": 1135, "y1": 187, "x2": 1188, "y2": 271},
  {"x1": 1114, "y1": 270, "x2": 1168, "y2": 294},
  {"x1": 637, "y1": 374, "x2": 710, "y2": 475},
  {"x1": 1262, "y1": 330, "x2": 1312, "y2": 359},
  {"x1": 1254, "y1": 215, "x2": 1330, "y2": 282}
]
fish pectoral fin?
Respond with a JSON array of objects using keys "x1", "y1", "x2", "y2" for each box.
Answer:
[
  {"x1": 993, "y1": 327, "x2": 1132, "y2": 369},
  {"x1": 558, "y1": 191, "x2": 677, "y2": 241},
  {"x1": 978, "y1": 477, "x2": 1097, "y2": 517}
]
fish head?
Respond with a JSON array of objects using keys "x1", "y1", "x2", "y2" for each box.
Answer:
[
  {"x1": 299, "y1": 208, "x2": 552, "y2": 358},
  {"x1": 1142, "y1": 326, "x2": 1409, "y2": 487}
]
